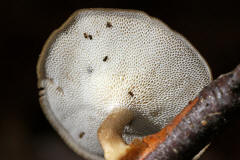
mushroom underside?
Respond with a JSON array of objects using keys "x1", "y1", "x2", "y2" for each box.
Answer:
[{"x1": 37, "y1": 8, "x2": 212, "y2": 160}]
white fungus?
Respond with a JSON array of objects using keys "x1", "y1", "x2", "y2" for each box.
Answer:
[{"x1": 37, "y1": 9, "x2": 212, "y2": 160}]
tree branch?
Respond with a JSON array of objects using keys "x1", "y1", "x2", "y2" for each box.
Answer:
[{"x1": 121, "y1": 64, "x2": 240, "y2": 160}]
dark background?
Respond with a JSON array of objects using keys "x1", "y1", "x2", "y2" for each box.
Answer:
[{"x1": 1, "y1": 0, "x2": 240, "y2": 160}]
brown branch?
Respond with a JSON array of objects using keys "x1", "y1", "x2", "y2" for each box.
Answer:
[{"x1": 121, "y1": 64, "x2": 240, "y2": 160}]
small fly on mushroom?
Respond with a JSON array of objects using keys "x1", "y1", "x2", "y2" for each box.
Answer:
[{"x1": 37, "y1": 9, "x2": 212, "y2": 160}]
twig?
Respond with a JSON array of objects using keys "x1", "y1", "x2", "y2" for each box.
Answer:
[{"x1": 121, "y1": 64, "x2": 240, "y2": 160}]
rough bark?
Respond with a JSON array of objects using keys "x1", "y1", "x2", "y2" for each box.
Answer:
[{"x1": 122, "y1": 64, "x2": 240, "y2": 160}]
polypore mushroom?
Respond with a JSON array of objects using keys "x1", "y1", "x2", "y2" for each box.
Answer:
[{"x1": 37, "y1": 9, "x2": 212, "y2": 160}]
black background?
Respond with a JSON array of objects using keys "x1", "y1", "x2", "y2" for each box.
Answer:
[{"x1": 1, "y1": 0, "x2": 240, "y2": 160}]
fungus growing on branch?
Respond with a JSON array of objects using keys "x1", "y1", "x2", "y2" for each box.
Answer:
[{"x1": 37, "y1": 9, "x2": 212, "y2": 160}]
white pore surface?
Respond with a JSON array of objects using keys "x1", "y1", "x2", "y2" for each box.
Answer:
[{"x1": 38, "y1": 9, "x2": 212, "y2": 159}]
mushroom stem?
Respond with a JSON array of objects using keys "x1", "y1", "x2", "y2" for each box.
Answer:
[{"x1": 97, "y1": 108, "x2": 133, "y2": 160}]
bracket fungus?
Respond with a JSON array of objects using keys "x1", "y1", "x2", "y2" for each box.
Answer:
[{"x1": 37, "y1": 9, "x2": 212, "y2": 160}]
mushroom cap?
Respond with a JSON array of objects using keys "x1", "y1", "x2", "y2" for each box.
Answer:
[{"x1": 37, "y1": 8, "x2": 212, "y2": 160}]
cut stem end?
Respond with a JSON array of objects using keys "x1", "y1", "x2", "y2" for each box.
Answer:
[{"x1": 97, "y1": 108, "x2": 133, "y2": 160}]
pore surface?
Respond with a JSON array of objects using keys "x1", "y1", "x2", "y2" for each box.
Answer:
[{"x1": 38, "y1": 9, "x2": 212, "y2": 159}]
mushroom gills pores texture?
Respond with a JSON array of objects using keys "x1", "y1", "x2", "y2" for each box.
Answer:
[{"x1": 37, "y1": 9, "x2": 212, "y2": 160}]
